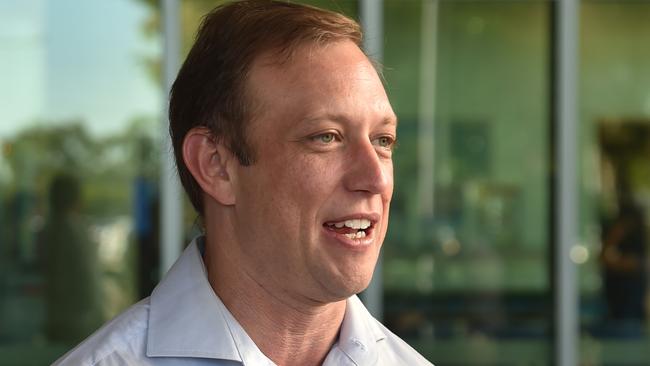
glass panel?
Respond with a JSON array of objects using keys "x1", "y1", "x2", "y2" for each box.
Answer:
[
  {"x1": 0, "y1": 0, "x2": 161, "y2": 364},
  {"x1": 383, "y1": 1, "x2": 552, "y2": 364},
  {"x1": 579, "y1": 2, "x2": 650, "y2": 364}
]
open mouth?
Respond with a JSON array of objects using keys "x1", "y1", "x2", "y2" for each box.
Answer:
[{"x1": 323, "y1": 218, "x2": 374, "y2": 240}]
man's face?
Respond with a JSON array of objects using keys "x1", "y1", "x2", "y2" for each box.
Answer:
[{"x1": 231, "y1": 40, "x2": 396, "y2": 303}]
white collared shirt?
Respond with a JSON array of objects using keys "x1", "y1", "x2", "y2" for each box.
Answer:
[{"x1": 53, "y1": 238, "x2": 432, "y2": 365}]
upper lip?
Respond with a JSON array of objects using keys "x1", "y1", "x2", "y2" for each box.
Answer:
[{"x1": 323, "y1": 213, "x2": 381, "y2": 225}]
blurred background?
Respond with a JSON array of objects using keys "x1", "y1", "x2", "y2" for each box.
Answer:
[{"x1": 1, "y1": 0, "x2": 650, "y2": 365}]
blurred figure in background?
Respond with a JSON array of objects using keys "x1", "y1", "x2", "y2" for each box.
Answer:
[
  {"x1": 38, "y1": 173, "x2": 103, "y2": 346},
  {"x1": 600, "y1": 180, "x2": 647, "y2": 332}
]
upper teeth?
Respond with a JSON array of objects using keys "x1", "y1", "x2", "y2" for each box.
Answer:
[{"x1": 332, "y1": 219, "x2": 371, "y2": 230}]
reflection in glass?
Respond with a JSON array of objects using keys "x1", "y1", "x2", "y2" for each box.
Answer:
[
  {"x1": 0, "y1": 0, "x2": 161, "y2": 364},
  {"x1": 383, "y1": 0, "x2": 552, "y2": 364},
  {"x1": 39, "y1": 173, "x2": 103, "y2": 345},
  {"x1": 599, "y1": 123, "x2": 648, "y2": 330},
  {"x1": 580, "y1": 2, "x2": 650, "y2": 364}
]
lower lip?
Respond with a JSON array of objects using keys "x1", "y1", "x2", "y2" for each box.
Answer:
[{"x1": 322, "y1": 226, "x2": 375, "y2": 252}]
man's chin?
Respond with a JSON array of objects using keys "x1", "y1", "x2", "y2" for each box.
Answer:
[{"x1": 317, "y1": 273, "x2": 374, "y2": 301}]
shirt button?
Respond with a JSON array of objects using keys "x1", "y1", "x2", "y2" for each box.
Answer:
[{"x1": 351, "y1": 338, "x2": 367, "y2": 352}]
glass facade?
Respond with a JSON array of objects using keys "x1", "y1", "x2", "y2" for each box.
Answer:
[
  {"x1": 1, "y1": 0, "x2": 649, "y2": 365},
  {"x1": 382, "y1": 1, "x2": 552, "y2": 363},
  {"x1": 0, "y1": 0, "x2": 161, "y2": 364}
]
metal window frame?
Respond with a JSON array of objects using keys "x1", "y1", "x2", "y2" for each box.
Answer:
[
  {"x1": 554, "y1": 0, "x2": 579, "y2": 365},
  {"x1": 160, "y1": 0, "x2": 183, "y2": 277}
]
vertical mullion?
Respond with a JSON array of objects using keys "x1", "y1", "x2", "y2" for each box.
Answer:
[
  {"x1": 360, "y1": 0, "x2": 384, "y2": 320},
  {"x1": 160, "y1": 0, "x2": 183, "y2": 277},
  {"x1": 554, "y1": 0, "x2": 580, "y2": 365}
]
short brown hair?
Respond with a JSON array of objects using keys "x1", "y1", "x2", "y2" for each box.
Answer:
[{"x1": 169, "y1": 0, "x2": 362, "y2": 214}]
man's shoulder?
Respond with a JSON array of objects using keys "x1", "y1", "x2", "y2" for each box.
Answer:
[
  {"x1": 53, "y1": 298, "x2": 151, "y2": 366},
  {"x1": 371, "y1": 318, "x2": 434, "y2": 366}
]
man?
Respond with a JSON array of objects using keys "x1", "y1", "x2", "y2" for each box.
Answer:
[{"x1": 54, "y1": 1, "x2": 432, "y2": 365}]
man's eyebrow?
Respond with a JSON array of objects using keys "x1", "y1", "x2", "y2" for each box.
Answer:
[
  {"x1": 383, "y1": 115, "x2": 399, "y2": 127},
  {"x1": 303, "y1": 113, "x2": 399, "y2": 127},
  {"x1": 302, "y1": 113, "x2": 350, "y2": 125}
]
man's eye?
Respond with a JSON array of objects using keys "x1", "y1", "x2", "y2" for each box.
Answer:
[
  {"x1": 314, "y1": 133, "x2": 336, "y2": 143},
  {"x1": 374, "y1": 136, "x2": 395, "y2": 149}
]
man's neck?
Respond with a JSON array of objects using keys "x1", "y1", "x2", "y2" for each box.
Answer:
[{"x1": 203, "y1": 234, "x2": 346, "y2": 366}]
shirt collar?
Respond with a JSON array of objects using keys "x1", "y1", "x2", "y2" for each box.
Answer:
[
  {"x1": 146, "y1": 237, "x2": 387, "y2": 365},
  {"x1": 146, "y1": 237, "x2": 244, "y2": 361}
]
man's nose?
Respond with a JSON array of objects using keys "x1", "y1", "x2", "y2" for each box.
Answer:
[{"x1": 343, "y1": 140, "x2": 393, "y2": 195}]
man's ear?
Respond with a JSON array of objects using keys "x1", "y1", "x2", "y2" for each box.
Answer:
[{"x1": 182, "y1": 127, "x2": 236, "y2": 206}]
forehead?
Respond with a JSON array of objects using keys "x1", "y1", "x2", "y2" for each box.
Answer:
[{"x1": 244, "y1": 41, "x2": 392, "y2": 124}]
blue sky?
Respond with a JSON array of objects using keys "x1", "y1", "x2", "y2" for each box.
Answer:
[{"x1": 0, "y1": 0, "x2": 161, "y2": 138}]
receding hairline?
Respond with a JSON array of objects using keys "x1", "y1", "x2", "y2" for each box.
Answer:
[
  {"x1": 242, "y1": 38, "x2": 387, "y2": 115},
  {"x1": 238, "y1": 39, "x2": 368, "y2": 123}
]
